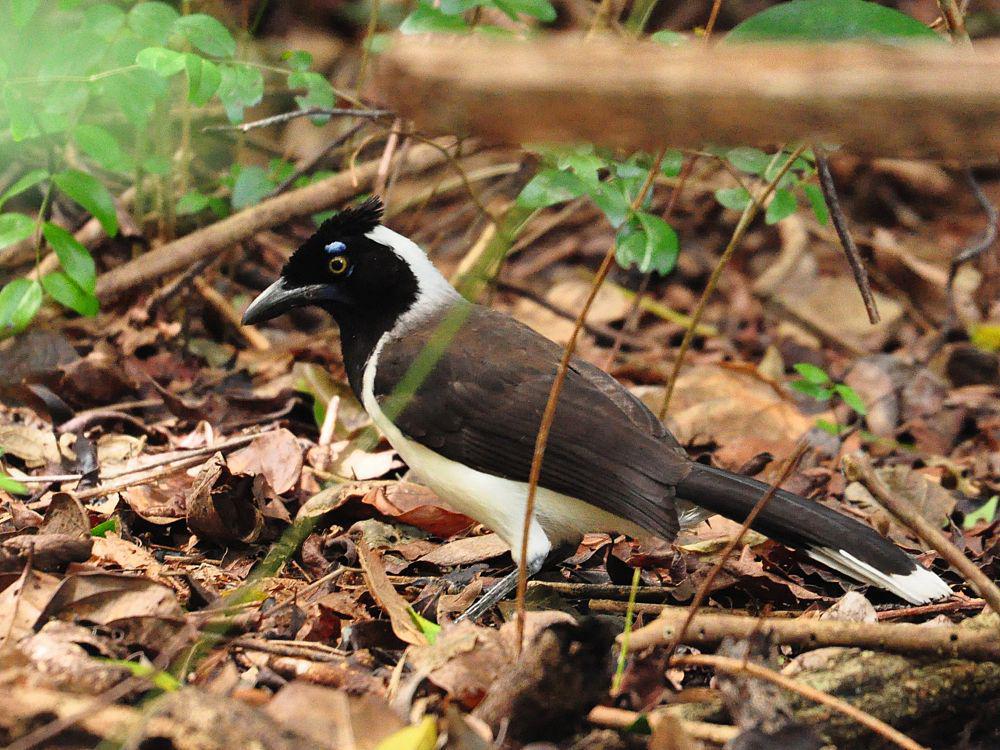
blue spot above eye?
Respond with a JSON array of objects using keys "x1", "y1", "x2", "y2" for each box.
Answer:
[{"x1": 324, "y1": 241, "x2": 347, "y2": 255}]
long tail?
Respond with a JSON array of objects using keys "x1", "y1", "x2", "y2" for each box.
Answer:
[{"x1": 675, "y1": 463, "x2": 951, "y2": 605}]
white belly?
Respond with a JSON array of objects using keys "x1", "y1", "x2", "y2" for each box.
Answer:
[{"x1": 361, "y1": 362, "x2": 647, "y2": 567}]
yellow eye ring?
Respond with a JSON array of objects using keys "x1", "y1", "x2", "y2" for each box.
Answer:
[{"x1": 328, "y1": 256, "x2": 349, "y2": 275}]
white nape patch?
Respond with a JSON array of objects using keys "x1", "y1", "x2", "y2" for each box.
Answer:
[
  {"x1": 808, "y1": 546, "x2": 951, "y2": 605},
  {"x1": 366, "y1": 225, "x2": 459, "y2": 331}
]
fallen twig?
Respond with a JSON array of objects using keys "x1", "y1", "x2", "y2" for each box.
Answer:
[
  {"x1": 588, "y1": 706, "x2": 738, "y2": 745},
  {"x1": 670, "y1": 654, "x2": 926, "y2": 750},
  {"x1": 843, "y1": 454, "x2": 1000, "y2": 615},
  {"x1": 626, "y1": 609, "x2": 1000, "y2": 661},
  {"x1": 95, "y1": 141, "x2": 455, "y2": 302},
  {"x1": 815, "y1": 147, "x2": 881, "y2": 324},
  {"x1": 946, "y1": 167, "x2": 998, "y2": 328},
  {"x1": 201, "y1": 107, "x2": 392, "y2": 133}
]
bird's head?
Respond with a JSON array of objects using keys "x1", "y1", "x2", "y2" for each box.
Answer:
[{"x1": 242, "y1": 196, "x2": 449, "y2": 327}]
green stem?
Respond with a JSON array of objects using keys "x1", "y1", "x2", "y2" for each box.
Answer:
[{"x1": 612, "y1": 565, "x2": 642, "y2": 694}]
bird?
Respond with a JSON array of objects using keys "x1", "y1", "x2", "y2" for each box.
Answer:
[{"x1": 242, "y1": 197, "x2": 951, "y2": 619}]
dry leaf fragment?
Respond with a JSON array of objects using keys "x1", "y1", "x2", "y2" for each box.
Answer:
[
  {"x1": 186, "y1": 454, "x2": 265, "y2": 544},
  {"x1": 266, "y1": 681, "x2": 405, "y2": 750},
  {"x1": 0, "y1": 424, "x2": 61, "y2": 467},
  {"x1": 38, "y1": 571, "x2": 183, "y2": 626},
  {"x1": 364, "y1": 482, "x2": 474, "y2": 537},
  {"x1": 417, "y1": 534, "x2": 510, "y2": 567},
  {"x1": 357, "y1": 539, "x2": 429, "y2": 646},
  {"x1": 227, "y1": 428, "x2": 304, "y2": 494},
  {"x1": 39, "y1": 492, "x2": 90, "y2": 538},
  {"x1": 0, "y1": 567, "x2": 63, "y2": 648},
  {"x1": 0, "y1": 533, "x2": 93, "y2": 572}
]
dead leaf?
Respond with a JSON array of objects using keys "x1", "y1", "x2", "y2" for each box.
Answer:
[
  {"x1": 1, "y1": 533, "x2": 93, "y2": 572},
  {"x1": 123, "y1": 470, "x2": 193, "y2": 524},
  {"x1": 19, "y1": 621, "x2": 130, "y2": 693},
  {"x1": 227, "y1": 428, "x2": 303, "y2": 494},
  {"x1": 820, "y1": 591, "x2": 877, "y2": 623},
  {"x1": 0, "y1": 567, "x2": 63, "y2": 648},
  {"x1": 417, "y1": 534, "x2": 510, "y2": 567},
  {"x1": 635, "y1": 365, "x2": 820, "y2": 464},
  {"x1": 39, "y1": 493, "x2": 90, "y2": 538},
  {"x1": 0, "y1": 424, "x2": 61, "y2": 467},
  {"x1": 364, "y1": 482, "x2": 474, "y2": 537},
  {"x1": 356, "y1": 539, "x2": 428, "y2": 646},
  {"x1": 266, "y1": 681, "x2": 405, "y2": 750},
  {"x1": 186, "y1": 454, "x2": 265, "y2": 544},
  {"x1": 409, "y1": 621, "x2": 508, "y2": 708},
  {"x1": 38, "y1": 571, "x2": 182, "y2": 626},
  {"x1": 91, "y1": 535, "x2": 164, "y2": 577}
]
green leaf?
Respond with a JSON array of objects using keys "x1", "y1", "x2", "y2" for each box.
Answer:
[
  {"x1": 90, "y1": 517, "x2": 118, "y2": 537},
  {"x1": 590, "y1": 180, "x2": 632, "y2": 228},
  {"x1": 217, "y1": 63, "x2": 264, "y2": 122},
  {"x1": 231, "y1": 166, "x2": 274, "y2": 210},
  {"x1": 833, "y1": 383, "x2": 868, "y2": 415},
  {"x1": 715, "y1": 187, "x2": 751, "y2": 212},
  {"x1": 0, "y1": 473, "x2": 29, "y2": 495},
  {"x1": 43, "y1": 222, "x2": 95, "y2": 293},
  {"x1": 727, "y1": 147, "x2": 771, "y2": 175},
  {"x1": 726, "y1": 0, "x2": 942, "y2": 43},
  {"x1": 3, "y1": 88, "x2": 40, "y2": 141},
  {"x1": 10, "y1": 0, "x2": 40, "y2": 27},
  {"x1": 438, "y1": 0, "x2": 486, "y2": 14},
  {"x1": 0, "y1": 278, "x2": 43, "y2": 333},
  {"x1": 176, "y1": 191, "x2": 211, "y2": 215},
  {"x1": 635, "y1": 212, "x2": 679, "y2": 274},
  {"x1": 0, "y1": 213, "x2": 36, "y2": 250},
  {"x1": 128, "y1": 2, "x2": 180, "y2": 44},
  {"x1": 516, "y1": 169, "x2": 586, "y2": 209},
  {"x1": 407, "y1": 607, "x2": 441, "y2": 644},
  {"x1": 83, "y1": 3, "x2": 126, "y2": 39},
  {"x1": 793, "y1": 362, "x2": 831, "y2": 384},
  {"x1": 74, "y1": 124, "x2": 134, "y2": 174},
  {"x1": 0, "y1": 169, "x2": 48, "y2": 210},
  {"x1": 136, "y1": 46, "x2": 188, "y2": 77},
  {"x1": 789, "y1": 380, "x2": 832, "y2": 400},
  {"x1": 660, "y1": 149, "x2": 684, "y2": 177},
  {"x1": 283, "y1": 50, "x2": 313, "y2": 71},
  {"x1": 142, "y1": 154, "x2": 171, "y2": 175},
  {"x1": 376, "y1": 717, "x2": 437, "y2": 750},
  {"x1": 52, "y1": 170, "x2": 118, "y2": 237},
  {"x1": 803, "y1": 183, "x2": 829, "y2": 226},
  {"x1": 494, "y1": 0, "x2": 556, "y2": 21},
  {"x1": 765, "y1": 188, "x2": 798, "y2": 224},
  {"x1": 288, "y1": 70, "x2": 335, "y2": 111},
  {"x1": 42, "y1": 271, "x2": 99, "y2": 317},
  {"x1": 814, "y1": 418, "x2": 845, "y2": 436},
  {"x1": 650, "y1": 30, "x2": 687, "y2": 46},
  {"x1": 94, "y1": 658, "x2": 181, "y2": 692},
  {"x1": 174, "y1": 14, "x2": 237, "y2": 57},
  {"x1": 185, "y1": 53, "x2": 222, "y2": 106},
  {"x1": 964, "y1": 496, "x2": 999, "y2": 530},
  {"x1": 400, "y1": 3, "x2": 470, "y2": 34}
]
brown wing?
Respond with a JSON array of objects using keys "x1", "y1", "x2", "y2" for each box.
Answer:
[{"x1": 373, "y1": 303, "x2": 689, "y2": 542}]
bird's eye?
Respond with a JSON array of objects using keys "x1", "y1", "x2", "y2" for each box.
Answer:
[{"x1": 328, "y1": 256, "x2": 349, "y2": 275}]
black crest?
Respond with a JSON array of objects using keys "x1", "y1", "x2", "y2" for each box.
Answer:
[{"x1": 316, "y1": 195, "x2": 384, "y2": 240}]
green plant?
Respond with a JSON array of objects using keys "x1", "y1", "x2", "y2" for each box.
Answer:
[
  {"x1": 0, "y1": 1, "x2": 335, "y2": 336},
  {"x1": 790, "y1": 362, "x2": 868, "y2": 436}
]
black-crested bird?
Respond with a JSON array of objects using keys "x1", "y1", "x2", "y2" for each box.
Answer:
[{"x1": 243, "y1": 197, "x2": 950, "y2": 618}]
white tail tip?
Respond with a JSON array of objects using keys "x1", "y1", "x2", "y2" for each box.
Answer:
[{"x1": 808, "y1": 547, "x2": 951, "y2": 605}]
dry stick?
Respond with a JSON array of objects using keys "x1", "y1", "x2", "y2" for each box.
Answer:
[
  {"x1": 513, "y1": 149, "x2": 667, "y2": 654},
  {"x1": 658, "y1": 143, "x2": 808, "y2": 420},
  {"x1": 654, "y1": 444, "x2": 807, "y2": 664},
  {"x1": 95, "y1": 141, "x2": 452, "y2": 301},
  {"x1": 194, "y1": 276, "x2": 271, "y2": 350},
  {"x1": 588, "y1": 706, "x2": 739, "y2": 745},
  {"x1": 670, "y1": 654, "x2": 927, "y2": 750},
  {"x1": 815, "y1": 147, "x2": 881, "y2": 324},
  {"x1": 201, "y1": 106, "x2": 393, "y2": 133},
  {"x1": 625, "y1": 608, "x2": 1000, "y2": 661},
  {"x1": 945, "y1": 167, "x2": 999, "y2": 329},
  {"x1": 843, "y1": 454, "x2": 1000, "y2": 615}
]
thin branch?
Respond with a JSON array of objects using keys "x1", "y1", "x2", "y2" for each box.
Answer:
[
  {"x1": 201, "y1": 107, "x2": 393, "y2": 133},
  {"x1": 670, "y1": 654, "x2": 927, "y2": 750},
  {"x1": 658, "y1": 144, "x2": 808, "y2": 419},
  {"x1": 815, "y1": 147, "x2": 881, "y2": 324},
  {"x1": 946, "y1": 167, "x2": 998, "y2": 328},
  {"x1": 514, "y1": 149, "x2": 667, "y2": 654},
  {"x1": 843, "y1": 454, "x2": 1000, "y2": 614},
  {"x1": 626, "y1": 608, "x2": 1000, "y2": 660}
]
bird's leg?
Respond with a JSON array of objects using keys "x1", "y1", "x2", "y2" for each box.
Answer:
[
  {"x1": 456, "y1": 554, "x2": 546, "y2": 623},
  {"x1": 456, "y1": 542, "x2": 579, "y2": 623}
]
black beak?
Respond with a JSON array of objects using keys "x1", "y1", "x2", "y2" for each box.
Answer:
[{"x1": 242, "y1": 277, "x2": 349, "y2": 326}]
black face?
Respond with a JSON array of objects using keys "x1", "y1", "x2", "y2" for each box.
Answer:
[{"x1": 241, "y1": 197, "x2": 418, "y2": 326}]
